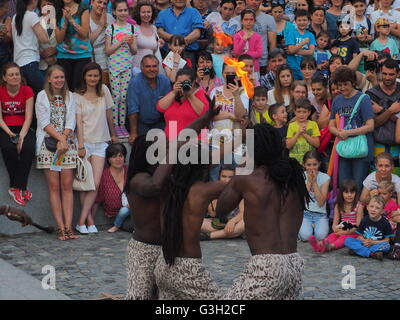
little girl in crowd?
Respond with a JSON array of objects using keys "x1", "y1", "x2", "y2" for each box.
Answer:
[
  {"x1": 105, "y1": 0, "x2": 138, "y2": 138},
  {"x1": 298, "y1": 150, "x2": 331, "y2": 242},
  {"x1": 233, "y1": 8, "x2": 263, "y2": 79},
  {"x1": 163, "y1": 35, "x2": 190, "y2": 83},
  {"x1": 308, "y1": 179, "x2": 364, "y2": 252},
  {"x1": 372, "y1": 181, "x2": 400, "y2": 233}
]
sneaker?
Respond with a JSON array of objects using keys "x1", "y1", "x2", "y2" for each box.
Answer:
[
  {"x1": 370, "y1": 251, "x2": 383, "y2": 261},
  {"x1": 199, "y1": 232, "x2": 211, "y2": 241},
  {"x1": 114, "y1": 126, "x2": 123, "y2": 137},
  {"x1": 22, "y1": 190, "x2": 32, "y2": 202},
  {"x1": 388, "y1": 245, "x2": 400, "y2": 260},
  {"x1": 87, "y1": 225, "x2": 98, "y2": 233},
  {"x1": 75, "y1": 224, "x2": 89, "y2": 234},
  {"x1": 119, "y1": 126, "x2": 130, "y2": 138},
  {"x1": 8, "y1": 188, "x2": 26, "y2": 206}
]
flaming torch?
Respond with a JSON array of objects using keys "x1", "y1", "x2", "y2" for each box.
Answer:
[{"x1": 223, "y1": 56, "x2": 254, "y2": 99}]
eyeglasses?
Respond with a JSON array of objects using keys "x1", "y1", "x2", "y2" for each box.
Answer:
[{"x1": 379, "y1": 24, "x2": 390, "y2": 28}]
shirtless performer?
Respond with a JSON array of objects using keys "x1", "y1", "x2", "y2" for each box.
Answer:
[
  {"x1": 216, "y1": 123, "x2": 310, "y2": 300},
  {"x1": 153, "y1": 158, "x2": 227, "y2": 300},
  {"x1": 125, "y1": 102, "x2": 220, "y2": 300},
  {"x1": 153, "y1": 119, "x2": 249, "y2": 300}
]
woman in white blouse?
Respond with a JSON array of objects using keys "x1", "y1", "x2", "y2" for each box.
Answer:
[
  {"x1": 75, "y1": 62, "x2": 117, "y2": 235},
  {"x1": 35, "y1": 64, "x2": 78, "y2": 241}
]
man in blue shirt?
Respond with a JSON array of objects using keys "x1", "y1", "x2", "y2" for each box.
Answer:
[
  {"x1": 155, "y1": 0, "x2": 204, "y2": 64},
  {"x1": 127, "y1": 55, "x2": 171, "y2": 144}
]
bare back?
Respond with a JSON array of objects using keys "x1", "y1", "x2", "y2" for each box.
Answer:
[
  {"x1": 217, "y1": 167, "x2": 304, "y2": 255},
  {"x1": 175, "y1": 181, "x2": 226, "y2": 259}
]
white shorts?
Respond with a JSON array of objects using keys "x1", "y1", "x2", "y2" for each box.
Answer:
[{"x1": 84, "y1": 142, "x2": 108, "y2": 158}]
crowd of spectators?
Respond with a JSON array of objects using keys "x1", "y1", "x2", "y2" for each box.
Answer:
[{"x1": 1, "y1": 0, "x2": 400, "y2": 259}]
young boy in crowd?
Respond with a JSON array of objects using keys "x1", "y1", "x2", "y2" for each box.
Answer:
[
  {"x1": 331, "y1": 20, "x2": 360, "y2": 65},
  {"x1": 268, "y1": 103, "x2": 288, "y2": 139},
  {"x1": 370, "y1": 18, "x2": 400, "y2": 60},
  {"x1": 250, "y1": 86, "x2": 273, "y2": 125},
  {"x1": 285, "y1": 9, "x2": 316, "y2": 80},
  {"x1": 238, "y1": 54, "x2": 259, "y2": 85},
  {"x1": 286, "y1": 98, "x2": 320, "y2": 164},
  {"x1": 345, "y1": 195, "x2": 394, "y2": 260},
  {"x1": 351, "y1": 0, "x2": 373, "y2": 50}
]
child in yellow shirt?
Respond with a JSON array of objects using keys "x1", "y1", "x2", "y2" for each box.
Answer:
[
  {"x1": 286, "y1": 98, "x2": 320, "y2": 163},
  {"x1": 250, "y1": 86, "x2": 273, "y2": 125}
]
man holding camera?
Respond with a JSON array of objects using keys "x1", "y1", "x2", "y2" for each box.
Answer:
[{"x1": 365, "y1": 59, "x2": 400, "y2": 167}]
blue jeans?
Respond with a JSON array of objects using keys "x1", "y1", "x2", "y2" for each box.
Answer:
[
  {"x1": 20, "y1": 61, "x2": 44, "y2": 94},
  {"x1": 344, "y1": 237, "x2": 391, "y2": 258},
  {"x1": 114, "y1": 207, "x2": 131, "y2": 228},
  {"x1": 338, "y1": 157, "x2": 370, "y2": 192},
  {"x1": 299, "y1": 210, "x2": 329, "y2": 241}
]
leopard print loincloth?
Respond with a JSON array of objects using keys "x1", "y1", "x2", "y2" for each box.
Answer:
[
  {"x1": 125, "y1": 238, "x2": 161, "y2": 300},
  {"x1": 154, "y1": 254, "x2": 220, "y2": 300},
  {"x1": 223, "y1": 253, "x2": 305, "y2": 300}
]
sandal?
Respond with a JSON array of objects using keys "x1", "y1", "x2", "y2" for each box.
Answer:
[
  {"x1": 56, "y1": 228, "x2": 68, "y2": 241},
  {"x1": 64, "y1": 227, "x2": 80, "y2": 240}
]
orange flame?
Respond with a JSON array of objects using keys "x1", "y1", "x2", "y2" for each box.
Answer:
[
  {"x1": 213, "y1": 31, "x2": 233, "y2": 47},
  {"x1": 223, "y1": 57, "x2": 254, "y2": 99}
]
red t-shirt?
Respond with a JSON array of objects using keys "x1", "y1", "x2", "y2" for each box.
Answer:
[
  {"x1": 157, "y1": 89, "x2": 209, "y2": 139},
  {"x1": 0, "y1": 85, "x2": 34, "y2": 126}
]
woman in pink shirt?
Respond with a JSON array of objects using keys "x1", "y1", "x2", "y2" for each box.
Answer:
[
  {"x1": 233, "y1": 9, "x2": 263, "y2": 78},
  {"x1": 157, "y1": 68, "x2": 209, "y2": 140}
]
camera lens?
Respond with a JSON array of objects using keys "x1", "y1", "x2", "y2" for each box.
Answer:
[
  {"x1": 203, "y1": 67, "x2": 211, "y2": 75},
  {"x1": 181, "y1": 80, "x2": 192, "y2": 92}
]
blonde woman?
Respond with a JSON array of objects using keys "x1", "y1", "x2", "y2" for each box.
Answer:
[{"x1": 35, "y1": 64, "x2": 78, "y2": 241}]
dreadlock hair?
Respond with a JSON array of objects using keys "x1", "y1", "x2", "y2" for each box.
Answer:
[
  {"x1": 126, "y1": 134, "x2": 153, "y2": 193},
  {"x1": 162, "y1": 146, "x2": 208, "y2": 266},
  {"x1": 253, "y1": 123, "x2": 310, "y2": 209}
]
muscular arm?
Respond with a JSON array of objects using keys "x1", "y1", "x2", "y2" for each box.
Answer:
[{"x1": 216, "y1": 176, "x2": 243, "y2": 223}]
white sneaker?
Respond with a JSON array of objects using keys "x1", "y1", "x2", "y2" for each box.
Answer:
[
  {"x1": 87, "y1": 225, "x2": 98, "y2": 233},
  {"x1": 75, "y1": 224, "x2": 89, "y2": 234}
]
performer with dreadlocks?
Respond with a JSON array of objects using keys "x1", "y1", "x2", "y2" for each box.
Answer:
[
  {"x1": 125, "y1": 101, "x2": 221, "y2": 300},
  {"x1": 216, "y1": 123, "x2": 310, "y2": 300},
  {"x1": 153, "y1": 118, "x2": 249, "y2": 300}
]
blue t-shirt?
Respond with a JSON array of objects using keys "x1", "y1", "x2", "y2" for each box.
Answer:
[
  {"x1": 314, "y1": 49, "x2": 331, "y2": 77},
  {"x1": 285, "y1": 28, "x2": 316, "y2": 78},
  {"x1": 155, "y1": 7, "x2": 204, "y2": 51},
  {"x1": 332, "y1": 37, "x2": 360, "y2": 65},
  {"x1": 330, "y1": 91, "x2": 374, "y2": 161}
]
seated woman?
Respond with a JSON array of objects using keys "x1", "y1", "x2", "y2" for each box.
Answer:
[
  {"x1": 360, "y1": 152, "x2": 400, "y2": 205},
  {"x1": 200, "y1": 165, "x2": 245, "y2": 240},
  {"x1": 0, "y1": 62, "x2": 35, "y2": 206},
  {"x1": 92, "y1": 143, "x2": 130, "y2": 233}
]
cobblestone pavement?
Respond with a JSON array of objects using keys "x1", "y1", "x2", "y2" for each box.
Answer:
[{"x1": 0, "y1": 228, "x2": 399, "y2": 300}]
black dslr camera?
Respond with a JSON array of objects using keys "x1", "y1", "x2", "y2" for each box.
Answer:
[
  {"x1": 203, "y1": 67, "x2": 211, "y2": 75},
  {"x1": 364, "y1": 57, "x2": 378, "y2": 72},
  {"x1": 181, "y1": 80, "x2": 192, "y2": 92}
]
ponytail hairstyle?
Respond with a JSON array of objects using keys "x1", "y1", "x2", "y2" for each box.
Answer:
[
  {"x1": 15, "y1": 0, "x2": 31, "y2": 36},
  {"x1": 162, "y1": 147, "x2": 208, "y2": 266},
  {"x1": 302, "y1": 149, "x2": 326, "y2": 173},
  {"x1": 44, "y1": 64, "x2": 69, "y2": 102},
  {"x1": 337, "y1": 179, "x2": 359, "y2": 214},
  {"x1": 253, "y1": 123, "x2": 310, "y2": 209}
]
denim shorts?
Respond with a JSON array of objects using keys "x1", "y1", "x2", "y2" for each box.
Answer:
[{"x1": 84, "y1": 142, "x2": 109, "y2": 157}]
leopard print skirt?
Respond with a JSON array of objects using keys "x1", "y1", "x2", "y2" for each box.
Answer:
[
  {"x1": 223, "y1": 253, "x2": 305, "y2": 300},
  {"x1": 154, "y1": 254, "x2": 220, "y2": 300},
  {"x1": 125, "y1": 238, "x2": 161, "y2": 300}
]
